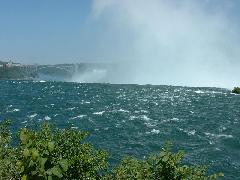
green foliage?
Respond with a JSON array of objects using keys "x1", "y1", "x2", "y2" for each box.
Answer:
[
  {"x1": 16, "y1": 123, "x2": 108, "y2": 179},
  {"x1": 105, "y1": 144, "x2": 224, "y2": 180},
  {"x1": 232, "y1": 87, "x2": 240, "y2": 94},
  {"x1": 0, "y1": 120, "x2": 19, "y2": 179},
  {"x1": 0, "y1": 120, "x2": 223, "y2": 180}
]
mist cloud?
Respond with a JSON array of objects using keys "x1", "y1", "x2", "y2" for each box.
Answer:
[{"x1": 90, "y1": 0, "x2": 240, "y2": 88}]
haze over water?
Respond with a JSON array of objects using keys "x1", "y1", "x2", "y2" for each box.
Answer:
[{"x1": 1, "y1": 0, "x2": 240, "y2": 87}]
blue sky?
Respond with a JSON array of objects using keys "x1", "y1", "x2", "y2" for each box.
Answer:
[
  {"x1": 0, "y1": 0, "x2": 240, "y2": 66},
  {"x1": 0, "y1": 0, "x2": 92, "y2": 64}
]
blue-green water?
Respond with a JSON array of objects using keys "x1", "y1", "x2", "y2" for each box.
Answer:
[{"x1": 0, "y1": 80, "x2": 239, "y2": 179}]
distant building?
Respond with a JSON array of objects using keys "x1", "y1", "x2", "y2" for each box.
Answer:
[
  {"x1": 6, "y1": 60, "x2": 22, "y2": 67},
  {"x1": 6, "y1": 60, "x2": 13, "y2": 67}
]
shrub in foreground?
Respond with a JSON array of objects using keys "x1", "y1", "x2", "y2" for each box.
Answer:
[{"x1": 0, "y1": 120, "x2": 223, "y2": 180}]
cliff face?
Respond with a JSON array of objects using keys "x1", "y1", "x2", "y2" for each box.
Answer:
[
  {"x1": 0, "y1": 62, "x2": 109, "y2": 81},
  {"x1": 0, "y1": 65, "x2": 38, "y2": 80}
]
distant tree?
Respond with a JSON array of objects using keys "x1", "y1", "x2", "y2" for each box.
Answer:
[{"x1": 232, "y1": 87, "x2": 240, "y2": 94}]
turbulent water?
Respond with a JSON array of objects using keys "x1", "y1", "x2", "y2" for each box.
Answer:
[{"x1": 0, "y1": 80, "x2": 239, "y2": 179}]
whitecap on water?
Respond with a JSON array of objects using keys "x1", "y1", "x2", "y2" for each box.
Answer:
[
  {"x1": 178, "y1": 128, "x2": 196, "y2": 136},
  {"x1": 186, "y1": 130, "x2": 196, "y2": 136},
  {"x1": 130, "y1": 115, "x2": 137, "y2": 120},
  {"x1": 194, "y1": 90, "x2": 205, "y2": 94},
  {"x1": 117, "y1": 109, "x2": 130, "y2": 113},
  {"x1": 141, "y1": 115, "x2": 151, "y2": 121},
  {"x1": 93, "y1": 111, "x2": 105, "y2": 115},
  {"x1": 67, "y1": 107, "x2": 76, "y2": 111},
  {"x1": 161, "y1": 117, "x2": 180, "y2": 123},
  {"x1": 44, "y1": 116, "x2": 51, "y2": 121},
  {"x1": 144, "y1": 122, "x2": 156, "y2": 127},
  {"x1": 29, "y1": 113, "x2": 38, "y2": 118},
  {"x1": 70, "y1": 115, "x2": 87, "y2": 119},
  {"x1": 146, "y1": 129, "x2": 160, "y2": 134},
  {"x1": 8, "y1": 108, "x2": 20, "y2": 113},
  {"x1": 205, "y1": 132, "x2": 233, "y2": 138}
]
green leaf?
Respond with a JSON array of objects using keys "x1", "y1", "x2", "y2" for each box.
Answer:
[
  {"x1": 159, "y1": 151, "x2": 166, "y2": 157},
  {"x1": 48, "y1": 176, "x2": 53, "y2": 180},
  {"x1": 31, "y1": 148, "x2": 39, "y2": 161},
  {"x1": 51, "y1": 166, "x2": 63, "y2": 178},
  {"x1": 20, "y1": 165, "x2": 24, "y2": 173},
  {"x1": 40, "y1": 157, "x2": 47, "y2": 169},
  {"x1": 20, "y1": 129, "x2": 29, "y2": 144},
  {"x1": 21, "y1": 175, "x2": 27, "y2": 180},
  {"x1": 162, "y1": 155, "x2": 169, "y2": 162},
  {"x1": 31, "y1": 170, "x2": 37, "y2": 175},
  {"x1": 29, "y1": 160, "x2": 34, "y2": 167},
  {"x1": 48, "y1": 141, "x2": 55, "y2": 152},
  {"x1": 59, "y1": 159, "x2": 69, "y2": 172},
  {"x1": 23, "y1": 148, "x2": 30, "y2": 157}
]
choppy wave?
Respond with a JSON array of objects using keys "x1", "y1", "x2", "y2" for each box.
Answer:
[{"x1": 0, "y1": 81, "x2": 239, "y2": 179}]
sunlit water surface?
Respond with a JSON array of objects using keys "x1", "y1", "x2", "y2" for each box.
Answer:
[{"x1": 0, "y1": 80, "x2": 239, "y2": 179}]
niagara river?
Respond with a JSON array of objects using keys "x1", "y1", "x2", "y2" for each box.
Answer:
[{"x1": 0, "y1": 80, "x2": 239, "y2": 179}]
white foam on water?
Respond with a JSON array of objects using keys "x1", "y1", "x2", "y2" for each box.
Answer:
[
  {"x1": 161, "y1": 117, "x2": 180, "y2": 123},
  {"x1": 67, "y1": 107, "x2": 76, "y2": 111},
  {"x1": 29, "y1": 113, "x2": 38, "y2": 118},
  {"x1": 205, "y1": 132, "x2": 233, "y2": 138},
  {"x1": 186, "y1": 130, "x2": 196, "y2": 136},
  {"x1": 151, "y1": 129, "x2": 160, "y2": 134},
  {"x1": 70, "y1": 115, "x2": 87, "y2": 119},
  {"x1": 178, "y1": 128, "x2": 196, "y2": 136},
  {"x1": 44, "y1": 116, "x2": 51, "y2": 121},
  {"x1": 130, "y1": 115, "x2": 137, "y2": 120},
  {"x1": 144, "y1": 122, "x2": 156, "y2": 127},
  {"x1": 21, "y1": 121, "x2": 27, "y2": 124},
  {"x1": 141, "y1": 115, "x2": 151, "y2": 121},
  {"x1": 118, "y1": 109, "x2": 130, "y2": 113},
  {"x1": 7, "y1": 106, "x2": 20, "y2": 113},
  {"x1": 194, "y1": 90, "x2": 205, "y2": 94},
  {"x1": 93, "y1": 111, "x2": 105, "y2": 115}
]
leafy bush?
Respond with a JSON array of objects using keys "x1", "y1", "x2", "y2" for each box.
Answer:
[
  {"x1": 105, "y1": 145, "x2": 223, "y2": 180},
  {"x1": 0, "y1": 120, "x2": 19, "y2": 179},
  {"x1": 17, "y1": 124, "x2": 108, "y2": 179},
  {"x1": 232, "y1": 87, "x2": 240, "y2": 94},
  {"x1": 0, "y1": 120, "x2": 223, "y2": 180}
]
